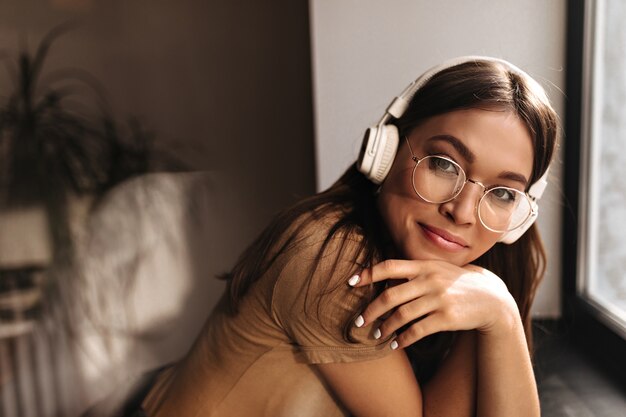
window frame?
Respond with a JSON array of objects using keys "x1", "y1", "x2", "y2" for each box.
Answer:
[{"x1": 563, "y1": 0, "x2": 626, "y2": 387}]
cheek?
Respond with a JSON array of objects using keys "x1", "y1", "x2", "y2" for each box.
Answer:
[
  {"x1": 377, "y1": 192, "x2": 412, "y2": 242},
  {"x1": 377, "y1": 192, "x2": 404, "y2": 230},
  {"x1": 377, "y1": 165, "x2": 416, "y2": 222},
  {"x1": 377, "y1": 189, "x2": 430, "y2": 249},
  {"x1": 467, "y1": 231, "x2": 501, "y2": 261},
  {"x1": 382, "y1": 166, "x2": 415, "y2": 197}
]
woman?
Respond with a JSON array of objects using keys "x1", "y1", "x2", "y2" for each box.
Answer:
[{"x1": 141, "y1": 56, "x2": 558, "y2": 416}]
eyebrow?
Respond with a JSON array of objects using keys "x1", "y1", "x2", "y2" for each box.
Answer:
[
  {"x1": 425, "y1": 135, "x2": 529, "y2": 187},
  {"x1": 498, "y1": 171, "x2": 529, "y2": 188},
  {"x1": 426, "y1": 135, "x2": 476, "y2": 163}
]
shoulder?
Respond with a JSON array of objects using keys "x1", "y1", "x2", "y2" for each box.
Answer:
[
  {"x1": 266, "y1": 209, "x2": 369, "y2": 307},
  {"x1": 283, "y1": 205, "x2": 368, "y2": 264},
  {"x1": 270, "y1": 207, "x2": 388, "y2": 363}
]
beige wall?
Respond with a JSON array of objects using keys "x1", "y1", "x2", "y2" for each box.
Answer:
[
  {"x1": 309, "y1": 0, "x2": 566, "y2": 318},
  {"x1": 0, "y1": 1, "x2": 315, "y2": 414},
  {"x1": 0, "y1": 0, "x2": 315, "y2": 229},
  {"x1": 0, "y1": 0, "x2": 316, "y2": 313}
]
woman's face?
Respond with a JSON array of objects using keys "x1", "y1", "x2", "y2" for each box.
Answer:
[{"x1": 377, "y1": 108, "x2": 534, "y2": 266}]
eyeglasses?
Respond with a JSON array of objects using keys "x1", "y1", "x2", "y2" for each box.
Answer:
[{"x1": 405, "y1": 138, "x2": 535, "y2": 233}]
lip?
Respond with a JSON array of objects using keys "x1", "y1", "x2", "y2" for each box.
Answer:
[{"x1": 419, "y1": 223, "x2": 469, "y2": 252}]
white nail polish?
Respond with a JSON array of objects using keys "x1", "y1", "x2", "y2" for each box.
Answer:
[
  {"x1": 373, "y1": 328, "x2": 381, "y2": 339},
  {"x1": 390, "y1": 340, "x2": 399, "y2": 350},
  {"x1": 348, "y1": 275, "x2": 360, "y2": 286},
  {"x1": 354, "y1": 315, "x2": 365, "y2": 327}
]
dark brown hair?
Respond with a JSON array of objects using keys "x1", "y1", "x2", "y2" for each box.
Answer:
[
  {"x1": 222, "y1": 58, "x2": 559, "y2": 380},
  {"x1": 392, "y1": 60, "x2": 557, "y2": 342}
]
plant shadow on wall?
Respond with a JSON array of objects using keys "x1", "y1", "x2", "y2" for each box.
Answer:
[{"x1": 0, "y1": 23, "x2": 186, "y2": 413}]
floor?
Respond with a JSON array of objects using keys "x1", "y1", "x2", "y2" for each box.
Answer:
[{"x1": 534, "y1": 324, "x2": 626, "y2": 417}]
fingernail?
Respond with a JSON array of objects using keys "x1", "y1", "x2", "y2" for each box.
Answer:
[
  {"x1": 373, "y1": 328, "x2": 381, "y2": 340},
  {"x1": 354, "y1": 315, "x2": 365, "y2": 327},
  {"x1": 348, "y1": 275, "x2": 360, "y2": 286},
  {"x1": 390, "y1": 340, "x2": 399, "y2": 350}
]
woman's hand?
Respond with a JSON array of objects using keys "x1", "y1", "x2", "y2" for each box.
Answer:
[{"x1": 350, "y1": 259, "x2": 520, "y2": 349}]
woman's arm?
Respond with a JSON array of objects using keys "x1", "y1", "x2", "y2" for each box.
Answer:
[
  {"x1": 352, "y1": 259, "x2": 540, "y2": 417},
  {"x1": 421, "y1": 331, "x2": 477, "y2": 417},
  {"x1": 475, "y1": 299, "x2": 540, "y2": 417},
  {"x1": 317, "y1": 350, "x2": 422, "y2": 417},
  {"x1": 316, "y1": 329, "x2": 478, "y2": 417}
]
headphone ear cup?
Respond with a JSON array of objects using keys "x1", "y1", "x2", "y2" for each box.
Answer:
[
  {"x1": 497, "y1": 202, "x2": 539, "y2": 244},
  {"x1": 357, "y1": 126, "x2": 378, "y2": 178},
  {"x1": 357, "y1": 124, "x2": 399, "y2": 184},
  {"x1": 373, "y1": 125, "x2": 399, "y2": 183}
]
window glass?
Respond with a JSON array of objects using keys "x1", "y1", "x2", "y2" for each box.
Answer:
[{"x1": 581, "y1": 0, "x2": 626, "y2": 335}]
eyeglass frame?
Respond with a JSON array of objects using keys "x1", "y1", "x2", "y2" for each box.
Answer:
[{"x1": 404, "y1": 137, "x2": 536, "y2": 233}]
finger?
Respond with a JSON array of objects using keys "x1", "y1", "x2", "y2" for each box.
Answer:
[
  {"x1": 348, "y1": 259, "x2": 427, "y2": 287},
  {"x1": 393, "y1": 312, "x2": 449, "y2": 349},
  {"x1": 360, "y1": 279, "x2": 432, "y2": 324},
  {"x1": 377, "y1": 295, "x2": 440, "y2": 339}
]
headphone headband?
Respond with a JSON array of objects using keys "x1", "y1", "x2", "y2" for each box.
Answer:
[{"x1": 376, "y1": 55, "x2": 538, "y2": 126}]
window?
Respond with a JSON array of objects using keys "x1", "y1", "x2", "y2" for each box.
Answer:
[
  {"x1": 578, "y1": 0, "x2": 626, "y2": 337},
  {"x1": 564, "y1": 0, "x2": 626, "y2": 382}
]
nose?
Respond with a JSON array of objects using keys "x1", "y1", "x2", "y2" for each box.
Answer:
[{"x1": 439, "y1": 181, "x2": 484, "y2": 226}]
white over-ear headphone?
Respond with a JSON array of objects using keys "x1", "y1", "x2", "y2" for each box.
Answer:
[{"x1": 357, "y1": 55, "x2": 550, "y2": 245}]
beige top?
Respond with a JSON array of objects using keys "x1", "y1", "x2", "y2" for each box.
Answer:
[{"x1": 142, "y1": 214, "x2": 394, "y2": 416}]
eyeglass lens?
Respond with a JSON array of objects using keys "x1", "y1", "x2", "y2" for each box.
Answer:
[{"x1": 411, "y1": 156, "x2": 532, "y2": 232}]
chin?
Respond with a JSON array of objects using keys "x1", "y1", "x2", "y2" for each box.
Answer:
[{"x1": 401, "y1": 245, "x2": 464, "y2": 265}]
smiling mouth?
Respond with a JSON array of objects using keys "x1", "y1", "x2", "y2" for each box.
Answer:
[{"x1": 419, "y1": 223, "x2": 469, "y2": 252}]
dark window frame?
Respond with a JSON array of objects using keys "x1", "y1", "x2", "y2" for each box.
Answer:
[{"x1": 563, "y1": 0, "x2": 626, "y2": 389}]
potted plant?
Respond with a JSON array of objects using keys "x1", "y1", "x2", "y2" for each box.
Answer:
[{"x1": 0, "y1": 23, "x2": 159, "y2": 338}]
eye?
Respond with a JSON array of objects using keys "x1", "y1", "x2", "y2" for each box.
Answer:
[
  {"x1": 488, "y1": 187, "x2": 518, "y2": 204},
  {"x1": 428, "y1": 156, "x2": 459, "y2": 176}
]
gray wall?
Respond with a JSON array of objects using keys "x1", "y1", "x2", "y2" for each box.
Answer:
[{"x1": 309, "y1": 0, "x2": 566, "y2": 317}]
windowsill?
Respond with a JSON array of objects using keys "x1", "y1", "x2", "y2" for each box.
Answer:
[{"x1": 533, "y1": 319, "x2": 626, "y2": 416}]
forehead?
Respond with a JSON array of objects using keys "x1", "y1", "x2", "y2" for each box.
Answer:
[{"x1": 408, "y1": 108, "x2": 534, "y2": 181}]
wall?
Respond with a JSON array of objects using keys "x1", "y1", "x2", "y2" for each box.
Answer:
[
  {"x1": 0, "y1": 1, "x2": 315, "y2": 414},
  {"x1": 309, "y1": 0, "x2": 566, "y2": 317},
  {"x1": 0, "y1": 0, "x2": 316, "y2": 335},
  {"x1": 0, "y1": 0, "x2": 315, "y2": 214},
  {"x1": 0, "y1": 1, "x2": 567, "y2": 414}
]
